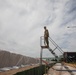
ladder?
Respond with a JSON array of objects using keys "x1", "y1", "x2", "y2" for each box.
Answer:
[
  {"x1": 40, "y1": 36, "x2": 76, "y2": 69},
  {"x1": 40, "y1": 36, "x2": 63, "y2": 65}
]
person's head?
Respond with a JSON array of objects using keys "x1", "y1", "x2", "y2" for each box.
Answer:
[{"x1": 44, "y1": 26, "x2": 46, "y2": 30}]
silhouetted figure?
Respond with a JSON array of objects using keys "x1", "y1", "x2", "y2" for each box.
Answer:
[{"x1": 44, "y1": 26, "x2": 49, "y2": 47}]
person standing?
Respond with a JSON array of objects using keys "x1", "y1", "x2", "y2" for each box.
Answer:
[{"x1": 44, "y1": 26, "x2": 49, "y2": 47}]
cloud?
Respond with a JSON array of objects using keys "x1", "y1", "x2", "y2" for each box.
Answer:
[{"x1": 0, "y1": 0, "x2": 76, "y2": 57}]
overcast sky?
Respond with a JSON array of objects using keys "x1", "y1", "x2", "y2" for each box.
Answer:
[{"x1": 0, "y1": 0, "x2": 76, "y2": 57}]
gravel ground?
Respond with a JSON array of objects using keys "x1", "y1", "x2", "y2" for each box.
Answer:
[
  {"x1": 47, "y1": 63, "x2": 76, "y2": 75},
  {"x1": 1, "y1": 63, "x2": 76, "y2": 75},
  {"x1": 0, "y1": 65, "x2": 39, "y2": 75}
]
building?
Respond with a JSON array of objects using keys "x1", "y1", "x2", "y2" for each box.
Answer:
[{"x1": 63, "y1": 52, "x2": 76, "y2": 63}]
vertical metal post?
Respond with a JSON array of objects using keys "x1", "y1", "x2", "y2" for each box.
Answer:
[
  {"x1": 40, "y1": 48, "x2": 43, "y2": 65},
  {"x1": 40, "y1": 36, "x2": 43, "y2": 65}
]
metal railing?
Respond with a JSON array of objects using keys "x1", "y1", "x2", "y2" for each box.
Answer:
[{"x1": 40, "y1": 36, "x2": 76, "y2": 68}]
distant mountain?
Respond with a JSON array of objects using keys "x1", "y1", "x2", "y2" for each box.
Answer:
[{"x1": 0, "y1": 50, "x2": 39, "y2": 68}]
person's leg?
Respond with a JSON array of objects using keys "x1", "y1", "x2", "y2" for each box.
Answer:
[
  {"x1": 46, "y1": 38, "x2": 49, "y2": 47},
  {"x1": 44, "y1": 37, "x2": 47, "y2": 46},
  {"x1": 44, "y1": 37, "x2": 46, "y2": 46},
  {"x1": 47, "y1": 41, "x2": 49, "y2": 47}
]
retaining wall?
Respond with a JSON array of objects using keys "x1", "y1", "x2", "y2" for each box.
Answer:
[{"x1": 14, "y1": 63, "x2": 55, "y2": 75}]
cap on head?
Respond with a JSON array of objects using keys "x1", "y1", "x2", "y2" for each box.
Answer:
[{"x1": 44, "y1": 26, "x2": 46, "y2": 29}]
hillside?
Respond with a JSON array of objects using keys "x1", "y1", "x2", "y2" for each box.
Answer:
[{"x1": 0, "y1": 50, "x2": 39, "y2": 68}]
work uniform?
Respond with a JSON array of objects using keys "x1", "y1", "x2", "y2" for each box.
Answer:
[{"x1": 44, "y1": 29, "x2": 49, "y2": 47}]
